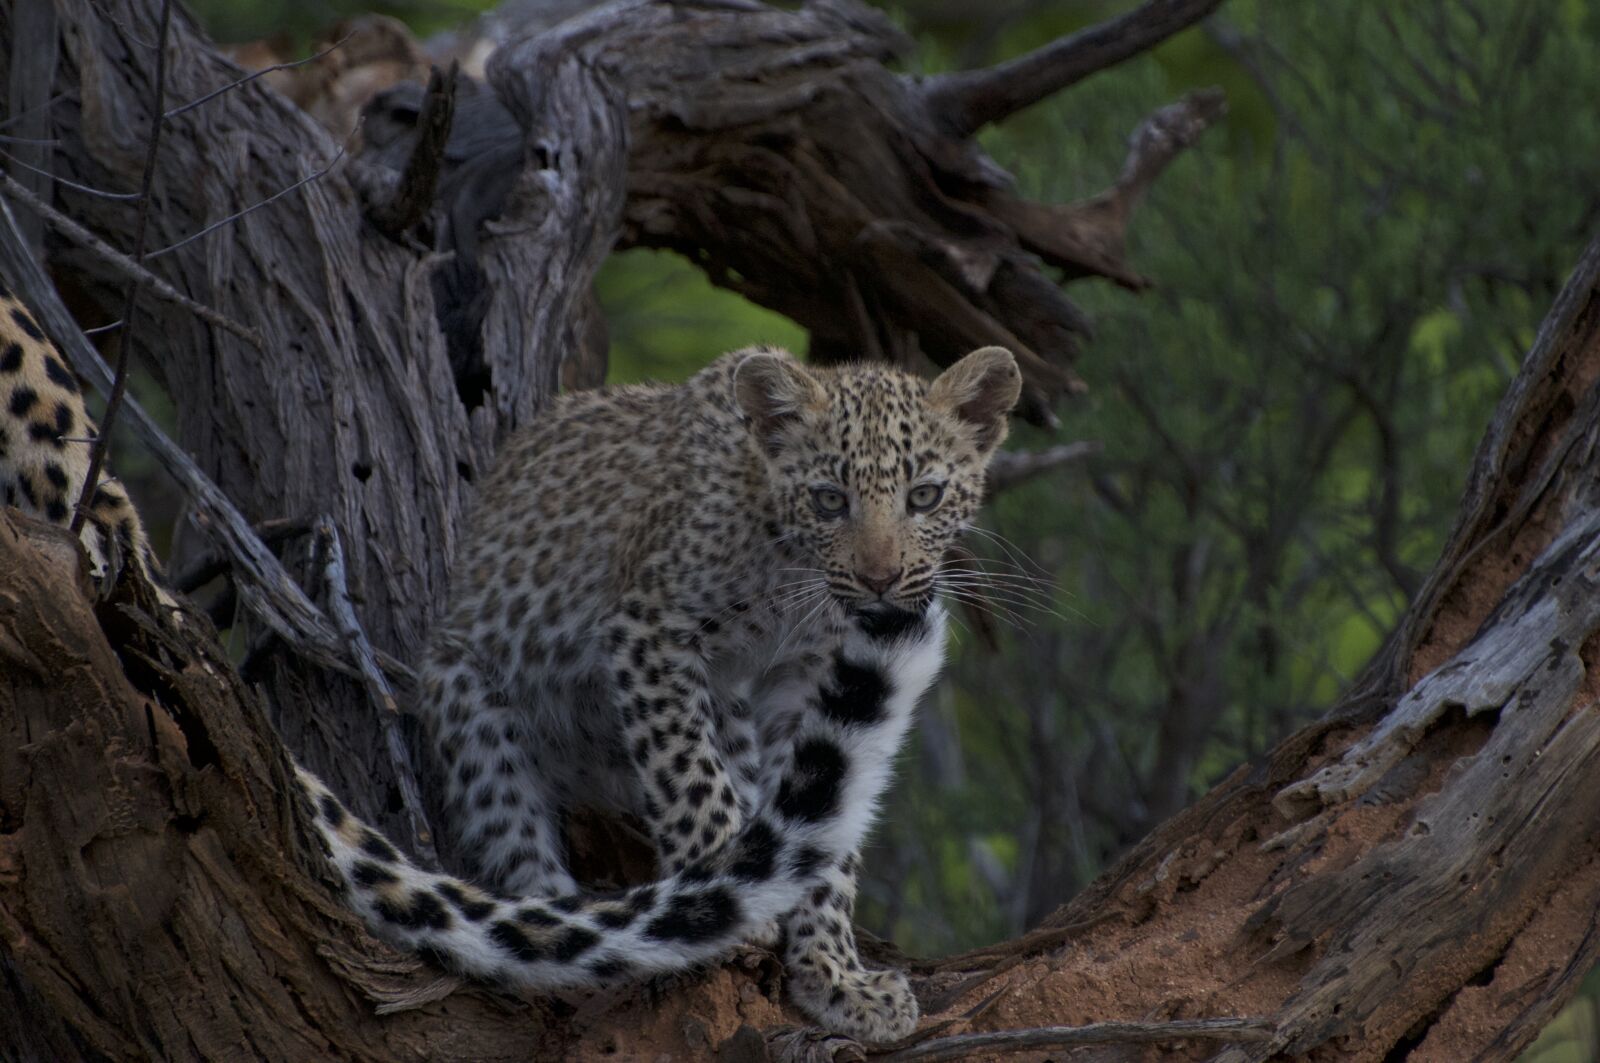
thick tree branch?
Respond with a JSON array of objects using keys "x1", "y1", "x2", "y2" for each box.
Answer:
[
  {"x1": 337, "y1": 0, "x2": 1222, "y2": 427},
  {"x1": 920, "y1": 0, "x2": 1225, "y2": 138}
]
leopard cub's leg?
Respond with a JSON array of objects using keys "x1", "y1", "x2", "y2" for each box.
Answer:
[
  {"x1": 609, "y1": 598, "x2": 745, "y2": 872},
  {"x1": 784, "y1": 851, "x2": 917, "y2": 1042},
  {"x1": 425, "y1": 640, "x2": 575, "y2": 895}
]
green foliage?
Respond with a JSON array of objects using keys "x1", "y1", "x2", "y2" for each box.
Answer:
[
  {"x1": 187, "y1": 0, "x2": 499, "y2": 46},
  {"x1": 598, "y1": 250, "x2": 806, "y2": 384},
  {"x1": 1523, "y1": 964, "x2": 1600, "y2": 1063},
  {"x1": 858, "y1": 0, "x2": 1600, "y2": 958}
]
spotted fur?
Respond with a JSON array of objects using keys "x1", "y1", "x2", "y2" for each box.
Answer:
[
  {"x1": 414, "y1": 345, "x2": 1019, "y2": 1040},
  {"x1": 0, "y1": 291, "x2": 160, "y2": 591}
]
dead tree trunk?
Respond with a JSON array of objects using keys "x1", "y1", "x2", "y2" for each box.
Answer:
[{"x1": 5, "y1": 0, "x2": 1599, "y2": 1059}]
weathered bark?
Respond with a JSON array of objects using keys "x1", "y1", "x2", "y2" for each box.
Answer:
[
  {"x1": 0, "y1": 0, "x2": 628, "y2": 857},
  {"x1": 6, "y1": 0, "x2": 1600, "y2": 1060}
]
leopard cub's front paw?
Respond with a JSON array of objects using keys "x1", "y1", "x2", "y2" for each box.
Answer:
[{"x1": 788, "y1": 962, "x2": 919, "y2": 1044}]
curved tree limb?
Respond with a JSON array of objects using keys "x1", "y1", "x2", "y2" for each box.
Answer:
[
  {"x1": 340, "y1": 0, "x2": 1225, "y2": 426},
  {"x1": 920, "y1": 0, "x2": 1226, "y2": 138}
]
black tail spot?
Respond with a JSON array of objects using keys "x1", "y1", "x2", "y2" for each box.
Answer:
[
  {"x1": 376, "y1": 890, "x2": 453, "y2": 931},
  {"x1": 518, "y1": 906, "x2": 561, "y2": 927},
  {"x1": 437, "y1": 881, "x2": 496, "y2": 922},
  {"x1": 415, "y1": 943, "x2": 462, "y2": 975},
  {"x1": 91, "y1": 485, "x2": 124, "y2": 510},
  {"x1": 489, "y1": 920, "x2": 546, "y2": 963},
  {"x1": 643, "y1": 886, "x2": 740, "y2": 944},
  {"x1": 588, "y1": 958, "x2": 632, "y2": 981},
  {"x1": 9, "y1": 385, "x2": 38, "y2": 417},
  {"x1": 318, "y1": 794, "x2": 346, "y2": 829},
  {"x1": 775, "y1": 738, "x2": 848, "y2": 824},
  {"x1": 728, "y1": 819, "x2": 780, "y2": 882},
  {"x1": 679, "y1": 860, "x2": 716, "y2": 884},
  {"x1": 359, "y1": 829, "x2": 400, "y2": 863},
  {"x1": 594, "y1": 905, "x2": 636, "y2": 930},
  {"x1": 352, "y1": 860, "x2": 399, "y2": 888},
  {"x1": 0, "y1": 342, "x2": 21, "y2": 372},
  {"x1": 789, "y1": 845, "x2": 827, "y2": 877},
  {"x1": 554, "y1": 926, "x2": 600, "y2": 962},
  {"x1": 819, "y1": 657, "x2": 889, "y2": 725},
  {"x1": 43, "y1": 355, "x2": 77, "y2": 391}
]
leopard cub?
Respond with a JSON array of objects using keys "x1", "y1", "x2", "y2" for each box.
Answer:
[{"x1": 412, "y1": 343, "x2": 1019, "y2": 1040}]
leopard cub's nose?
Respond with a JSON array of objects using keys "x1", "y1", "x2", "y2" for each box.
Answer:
[{"x1": 858, "y1": 568, "x2": 902, "y2": 595}]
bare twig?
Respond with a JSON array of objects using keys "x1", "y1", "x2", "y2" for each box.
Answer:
[
  {"x1": 986, "y1": 441, "x2": 1100, "y2": 495},
  {"x1": 0, "y1": 90, "x2": 71, "y2": 132},
  {"x1": 0, "y1": 147, "x2": 141, "y2": 200},
  {"x1": 72, "y1": 0, "x2": 173, "y2": 534},
  {"x1": 984, "y1": 89, "x2": 1227, "y2": 291},
  {"x1": 920, "y1": 0, "x2": 1224, "y2": 138},
  {"x1": 314, "y1": 517, "x2": 438, "y2": 868},
  {"x1": 871, "y1": 1017, "x2": 1274, "y2": 1061},
  {"x1": 164, "y1": 32, "x2": 354, "y2": 120},
  {"x1": 146, "y1": 145, "x2": 347, "y2": 260},
  {"x1": 0, "y1": 171, "x2": 266, "y2": 351}
]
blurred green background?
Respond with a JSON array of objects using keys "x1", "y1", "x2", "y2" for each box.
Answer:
[{"x1": 177, "y1": 1, "x2": 1600, "y2": 1057}]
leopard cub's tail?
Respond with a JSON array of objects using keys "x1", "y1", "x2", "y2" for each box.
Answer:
[{"x1": 295, "y1": 607, "x2": 945, "y2": 987}]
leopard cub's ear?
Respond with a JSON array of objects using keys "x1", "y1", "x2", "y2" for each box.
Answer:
[
  {"x1": 927, "y1": 346, "x2": 1021, "y2": 453},
  {"x1": 733, "y1": 350, "x2": 826, "y2": 453}
]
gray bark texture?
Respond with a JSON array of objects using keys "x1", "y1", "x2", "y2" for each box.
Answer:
[{"x1": 4, "y1": 0, "x2": 1600, "y2": 1059}]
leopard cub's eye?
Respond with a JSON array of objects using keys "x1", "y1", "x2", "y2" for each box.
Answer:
[
  {"x1": 908, "y1": 483, "x2": 945, "y2": 512},
  {"x1": 811, "y1": 486, "x2": 849, "y2": 517}
]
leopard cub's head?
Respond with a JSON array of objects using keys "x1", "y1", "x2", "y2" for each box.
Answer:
[{"x1": 735, "y1": 345, "x2": 1021, "y2": 619}]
